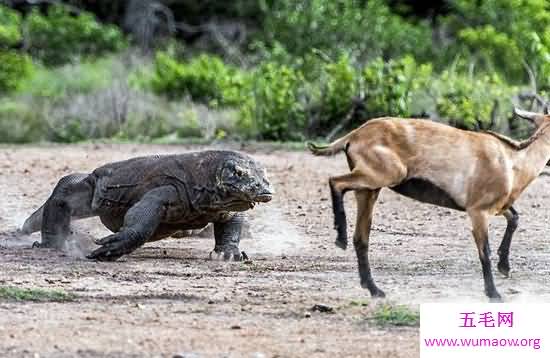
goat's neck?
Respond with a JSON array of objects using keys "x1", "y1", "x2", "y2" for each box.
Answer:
[{"x1": 515, "y1": 124, "x2": 550, "y2": 178}]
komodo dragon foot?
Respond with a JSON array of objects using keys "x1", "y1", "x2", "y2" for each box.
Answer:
[
  {"x1": 31, "y1": 238, "x2": 65, "y2": 250},
  {"x1": 209, "y1": 214, "x2": 246, "y2": 261},
  {"x1": 87, "y1": 230, "x2": 144, "y2": 262}
]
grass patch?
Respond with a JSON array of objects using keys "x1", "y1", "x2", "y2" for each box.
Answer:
[
  {"x1": 349, "y1": 299, "x2": 370, "y2": 307},
  {"x1": 373, "y1": 304, "x2": 419, "y2": 327},
  {"x1": 0, "y1": 286, "x2": 74, "y2": 302}
]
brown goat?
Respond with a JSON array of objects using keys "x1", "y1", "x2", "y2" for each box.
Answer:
[{"x1": 308, "y1": 108, "x2": 550, "y2": 301}]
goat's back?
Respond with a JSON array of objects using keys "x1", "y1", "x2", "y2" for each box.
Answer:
[{"x1": 346, "y1": 117, "x2": 514, "y2": 211}]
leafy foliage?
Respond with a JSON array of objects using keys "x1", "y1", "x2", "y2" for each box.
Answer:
[
  {"x1": 363, "y1": 56, "x2": 432, "y2": 118},
  {"x1": 260, "y1": 0, "x2": 433, "y2": 62},
  {"x1": 241, "y1": 62, "x2": 305, "y2": 140},
  {"x1": 0, "y1": 5, "x2": 22, "y2": 47},
  {"x1": 433, "y1": 71, "x2": 515, "y2": 130},
  {"x1": 0, "y1": 6, "x2": 33, "y2": 93},
  {"x1": 0, "y1": 98, "x2": 45, "y2": 142},
  {"x1": 0, "y1": 1, "x2": 548, "y2": 143},
  {"x1": 150, "y1": 52, "x2": 250, "y2": 106},
  {"x1": 19, "y1": 58, "x2": 113, "y2": 99},
  {"x1": 447, "y1": 0, "x2": 550, "y2": 87},
  {"x1": 25, "y1": 5, "x2": 125, "y2": 65},
  {"x1": 320, "y1": 55, "x2": 359, "y2": 123},
  {"x1": 0, "y1": 50, "x2": 33, "y2": 93}
]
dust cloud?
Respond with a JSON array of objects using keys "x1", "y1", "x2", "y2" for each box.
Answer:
[
  {"x1": 245, "y1": 203, "x2": 307, "y2": 256},
  {"x1": 1, "y1": 208, "x2": 101, "y2": 258}
]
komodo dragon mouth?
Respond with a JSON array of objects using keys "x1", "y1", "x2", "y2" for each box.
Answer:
[
  {"x1": 220, "y1": 190, "x2": 273, "y2": 211},
  {"x1": 253, "y1": 191, "x2": 273, "y2": 203}
]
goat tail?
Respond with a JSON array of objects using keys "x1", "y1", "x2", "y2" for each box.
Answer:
[{"x1": 306, "y1": 134, "x2": 350, "y2": 156}]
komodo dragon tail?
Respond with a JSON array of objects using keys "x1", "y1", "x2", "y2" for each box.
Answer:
[
  {"x1": 306, "y1": 132, "x2": 352, "y2": 156},
  {"x1": 21, "y1": 205, "x2": 43, "y2": 235}
]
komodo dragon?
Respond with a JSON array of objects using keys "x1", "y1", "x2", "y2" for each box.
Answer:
[{"x1": 21, "y1": 150, "x2": 273, "y2": 261}]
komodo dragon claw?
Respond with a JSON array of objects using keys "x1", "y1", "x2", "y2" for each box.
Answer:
[
  {"x1": 208, "y1": 248, "x2": 246, "y2": 262},
  {"x1": 87, "y1": 231, "x2": 144, "y2": 261}
]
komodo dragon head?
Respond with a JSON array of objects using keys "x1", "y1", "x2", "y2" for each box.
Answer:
[{"x1": 215, "y1": 153, "x2": 274, "y2": 211}]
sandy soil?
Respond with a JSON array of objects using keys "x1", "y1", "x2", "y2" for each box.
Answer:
[{"x1": 1, "y1": 143, "x2": 549, "y2": 358}]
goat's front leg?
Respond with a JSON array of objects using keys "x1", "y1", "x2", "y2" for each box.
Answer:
[
  {"x1": 353, "y1": 189, "x2": 384, "y2": 297},
  {"x1": 497, "y1": 207, "x2": 518, "y2": 278},
  {"x1": 469, "y1": 210, "x2": 502, "y2": 302}
]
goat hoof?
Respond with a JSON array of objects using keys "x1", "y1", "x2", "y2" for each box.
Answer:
[
  {"x1": 370, "y1": 289, "x2": 386, "y2": 298},
  {"x1": 334, "y1": 238, "x2": 347, "y2": 250},
  {"x1": 361, "y1": 282, "x2": 386, "y2": 298},
  {"x1": 497, "y1": 262, "x2": 510, "y2": 278}
]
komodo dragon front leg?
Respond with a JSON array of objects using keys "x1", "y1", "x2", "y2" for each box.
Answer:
[
  {"x1": 87, "y1": 186, "x2": 176, "y2": 261},
  {"x1": 211, "y1": 213, "x2": 246, "y2": 261}
]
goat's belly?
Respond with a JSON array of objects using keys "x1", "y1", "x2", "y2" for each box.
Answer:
[{"x1": 389, "y1": 178, "x2": 465, "y2": 211}]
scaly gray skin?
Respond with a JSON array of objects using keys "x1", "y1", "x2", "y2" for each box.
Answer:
[{"x1": 21, "y1": 150, "x2": 273, "y2": 262}]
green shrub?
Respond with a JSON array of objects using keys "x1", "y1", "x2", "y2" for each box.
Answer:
[
  {"x1": 150, "y1": 52, "x2": 250, "y2": 106},
  {"x1": 0, "y1": 50, "x2": 34, "y2": 93},
  {"x1": 531, "y1": 29, "x2": 550, "y2": 90},
  {"x1": 458, "y1": 25, "x2": 523, "y2": 78},
  {"x1": 0, "y1": 99, "x2": 46, "y2": 143},
  {"x1": 362, "y1": 56, "x2": 432, "y2": 118},
  {"x1": 114, "y1": 96, "x2": 219, "y2": 141},
  {"x1": 239, "y1": 63, "x2": 305, "y2": 140},
  {"x1": 19, "y1": 57, "x2": 114, "y2": 99},
  {"x1": 445, "y1": 0, "x2": 550, "y2": 85},
  {"x1": 25, "y1": 5, "x2": 125, "y2": 65},
  {"x1": 433, "y1": 71, "x2": 515, "y2": 130},
  {"x1": 0, "y1": 5, "x2": 22, "y2": 47},
  {"x1": 0, "y1": 7, "x2": 33, "y2": 94},
  {"x1": 320, "y1": 55, "x2": 359, "y2": 123},
  {"x1": 260, "y1": 0, "x2": 433, "y2": 62}
]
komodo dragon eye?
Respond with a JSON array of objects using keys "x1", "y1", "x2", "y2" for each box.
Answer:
[{"x1": 234, "y1": 166, "x2": 245, "y2": 177}]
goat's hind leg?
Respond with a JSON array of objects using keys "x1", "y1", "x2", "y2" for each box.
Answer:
[
  {"x1": 329, "y1": 175, "x2": 351, "y2": 249},
  {"x1": 469, "y1": 210, "x2": 502, "y2": 302},
  {"x1": 329, "y1": 164, "x2": 405, "y2": 250},
  {"x1": 35, "y1": 173, "x2": 94, "y2": 249},
  {"x1": 353, "y1": 189, "x2": 384, "y2": 297},
  {"x1": 497, "y1": 207, "x2": 518, "y2": 278}
]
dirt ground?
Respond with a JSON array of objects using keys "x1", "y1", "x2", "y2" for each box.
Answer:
[{"x1": 1, "y1": 143, "x2": 549, "y2": 358}]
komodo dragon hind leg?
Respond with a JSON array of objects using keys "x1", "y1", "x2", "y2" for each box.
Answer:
[
  {"x1": 87, "y1": 186, "x2": 176, "y2": 261},
  {"x1": 29, "y1": 173, "x2": 94, "y2": 249},
  {"x1": 210, "y1": 213, "x2": 246, "y2": 261}
]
